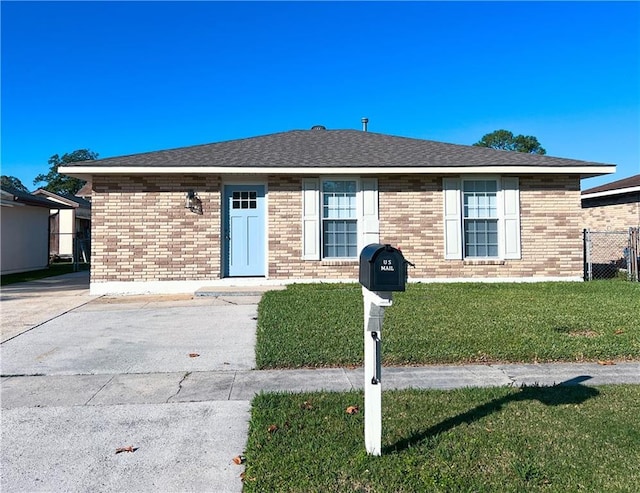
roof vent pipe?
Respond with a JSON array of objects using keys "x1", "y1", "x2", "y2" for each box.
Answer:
[{"x1": 361, "y1": 117, "x2": 369, "y2": 132}]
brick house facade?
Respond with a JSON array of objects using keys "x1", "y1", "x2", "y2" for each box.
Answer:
[
  {"x1": 582, "y1": 174, "x2": 640, "y2": 231},
  {"x1": 61, "y1": 128, "x2": 615, "y2": 294}
]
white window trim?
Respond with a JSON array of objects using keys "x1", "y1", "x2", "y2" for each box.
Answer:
[
  {"x1": 462, "y1": 175, "x2": 502, "y2": 261},
  {"x1": 443, "y1": 175, "x2": 521, "y2": 261},
  {"x1": 321, "y1": 176, "x2": 360, "y2": 260},
  {"x1": 302, "y1": 176, "x2": 379, "y2": 261}
]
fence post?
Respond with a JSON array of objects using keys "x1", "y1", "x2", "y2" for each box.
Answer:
[
  {"x1": 583, "y1": 229, "x2": 591, "y2": 281},
  {"x1": 630, "y1": 227, "x2": 639, "y2": 282},
  {"x1": 73, "y1": 235, "x2": 78, "y2": 272}
]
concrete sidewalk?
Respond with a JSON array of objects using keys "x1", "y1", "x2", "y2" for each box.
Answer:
[{"x1": 3, "y1": 362, "x2": 640, "y2": 409}]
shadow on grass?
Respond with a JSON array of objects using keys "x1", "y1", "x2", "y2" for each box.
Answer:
[{"x1": 384, "y1": 376, "x2": 599, "y2": 454}]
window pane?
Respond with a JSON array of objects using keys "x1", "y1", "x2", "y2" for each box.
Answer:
[
  {"x1": 463, "y1": 180, "x2": 498, "y2": 220},
  {"x1": 323, "y1": 219, "x2": 357, "y2": 258},
  {"x1": 323, "y1": 180, "x2": 357, "y2": 194},
  {"x1": 322, "y1": 181, "x2": 357, "y2": 219},
  {"x1": 464, "y1": 219, "x2": 499, "y2": 258}
]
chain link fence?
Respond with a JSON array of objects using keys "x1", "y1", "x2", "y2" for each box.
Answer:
[
  {"x1": 49, "y1": 233, "x2": 91, "y2": 271},
  {"x1": 584, "y1": 228, "x2": 639, "y2": 281}
]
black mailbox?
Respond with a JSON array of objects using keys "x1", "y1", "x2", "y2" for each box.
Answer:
[{"x1": 359, "y1": 243, "x2": 409, "y2": 292}]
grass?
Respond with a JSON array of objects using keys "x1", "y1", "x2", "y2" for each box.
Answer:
[
  {"x1": 0, "y1": 262, "x2": 89, "y2": 286},
  {"x1": 256, "y1": 282, "x2": 640, "y2": 368},
  {"x1": 243, "y1": 385, "x2": 640, "y2": 492}
]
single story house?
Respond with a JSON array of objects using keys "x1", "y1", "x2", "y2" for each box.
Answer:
[
  {"x1": 59, "y1": 126, "x2": 615, "y2": 295},
  {"x1": 0, "y1": 186, "x2": 72, "y2": 275},
  {"x1": 582, "y1": 173, "x2": 640, "y2": 231},
  {"x1": 32, "y1": 189, "x2": 92, "y2": 262}
]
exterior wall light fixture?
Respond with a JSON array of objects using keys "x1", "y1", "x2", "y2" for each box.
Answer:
[{"x1": 185, "y1": 190, "x2": 203, "y2": 215}]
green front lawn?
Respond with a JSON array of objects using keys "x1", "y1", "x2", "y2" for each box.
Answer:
[
  {"x1": 243, "y1": 385, "x2": 640, "y2": 492},
  {"x1": 256, "y1": 282, "x2": 640, "y2": 368}
]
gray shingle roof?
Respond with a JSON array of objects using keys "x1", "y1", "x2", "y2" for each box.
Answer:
[
  {"x1": 1, "y1": 186, "x2": 73, "y2": 209},
  {"x1": 32, "y1": 188, "x2": 92, "y2": 209},
  {"x1": 62, "y1": 129, "x2": 614, "y2": 169},
  {"x1": 582, "y1": 173, "x2": 640, "y2": 195}
]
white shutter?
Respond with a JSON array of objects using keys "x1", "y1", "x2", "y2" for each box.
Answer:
[
  {"x1": 360, "y1": 177, "x2": 379, "y2": 250},
  {"x1": 443, "y1": 177, "x2": 462, "y2": 260},
  {"x1": 502, "y1": 177, "x2": 521, "y2": 259},
  {"x1": 302, "y1": 178, "x2": 320, "y2": 260}
]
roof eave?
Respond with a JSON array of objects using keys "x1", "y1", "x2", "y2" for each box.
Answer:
[
  {"x1": 60, "y1": 164, "x2": 617, "y2": 177},
  {"x1": 581, "y1": 185, "x2": 640, "y2": 200}
]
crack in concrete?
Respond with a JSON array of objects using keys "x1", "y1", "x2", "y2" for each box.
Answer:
[
  {"x1": 492, "y1": 365, "x2": 518, "y2": 387},
  {"x1": 84, "y1": 375, "x2": 116, "y2": 405},
  {"x1": 167, "y1": 371, "x2": 192, "y2": 403},
  {"x1": 1, "y1": 295, "x2": 105, "y2": 345},
  {"x1": 217, "y1": 297, "x2": 238, "y2": 306},
  {"x1": 227, "y1": 371, "x2": 238, "y2": 400}
]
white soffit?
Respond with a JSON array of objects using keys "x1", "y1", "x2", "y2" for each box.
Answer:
[{"x1": 60, "y1": 165, "x2": 616, "y2": 177}]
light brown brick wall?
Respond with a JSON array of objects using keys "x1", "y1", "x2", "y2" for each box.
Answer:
[
  {"x1": 267, "y1": 174, "x2": 583, "y2": 280},
  {"x1": 92, "y1": 175, "x2": 222, "y2": 282},
  {"x1": 582, "y1": 196, "x2": 640, "y2": 231},
  {"x1": 91, "y1": 173, "x2": 583, "y2": 283},
  {"x1": 379, "y1": 174, "x2": 582, "y2": 279},
  {"x1": 268, "y1": 175, "x2": 359, "y2": 279}
]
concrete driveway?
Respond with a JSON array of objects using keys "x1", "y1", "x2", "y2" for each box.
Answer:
[
  {"x1": 1, "y1": 273, "x2": 259, "y2": 493},
  {"x1": 1, "y1": 270, "x2": 97, "y2": 343}
]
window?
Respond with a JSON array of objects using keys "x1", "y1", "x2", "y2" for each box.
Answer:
[
  {"x1": 302, "y1": 177, "x2": 379, "y2": 260},
  {"x1": 463, "y1": 180, "x2": 498, "y2": 257},
  {"x1": 232, "y1": 191, "x2": 257, "y2": 209},
  {"x1": 322, "y1": 180, "x2": 357, "y2": 258},
  {"x1": 443, "y1": 177, "x2": 521, "y2": 260}
]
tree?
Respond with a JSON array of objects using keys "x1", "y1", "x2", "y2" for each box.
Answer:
[
  {"x1": 473, "y1": 129, "x2": 546, "y2": 155},
  {"x1": 33, "y1": 149, "x2": 98, "y2": 195},
  {"x1": 1, "y1": 175, "x2": 29, "y2": 192}
]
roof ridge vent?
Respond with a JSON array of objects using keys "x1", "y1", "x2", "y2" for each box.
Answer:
[{"x1": 311, "y1": 125, "x2": 326, "y2": 130}]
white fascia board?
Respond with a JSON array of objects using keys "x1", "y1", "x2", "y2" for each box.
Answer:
[
  {"x1": 60, "y1": 165, "x2": 617, "y2": 176},
  {"x1": 44, "y1": 196, "x2": 79, "y2": 208},
  {"x1": 581, "y1": 186, "x2": 640, "y2": 200}
]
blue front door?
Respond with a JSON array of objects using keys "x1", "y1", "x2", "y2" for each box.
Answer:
[{"x1": 224, "y1": 185, "x2": 266, "y2": 277}]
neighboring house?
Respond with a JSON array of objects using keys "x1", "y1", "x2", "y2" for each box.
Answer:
[
  {"x1": 582, "y1": 173, "x2": 640, "y2": 230},
  {"x1": 75, "y1": 182, "x2": 93, "y2": 202},
  {"x1": 59, "y1": 126, "x2": 615, "y2": 295},
  {"x1": 32, "y1": 189, "x2": 92, "y2": 262},
  {"x1": 0, "y1": 186, "x2": 71, "y2": 275}
]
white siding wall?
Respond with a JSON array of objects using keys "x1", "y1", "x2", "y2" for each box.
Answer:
[
  {"x1": 57, "y1": 209, "x2": 76, "y2": 257},
  {"x1": 1, "y1": 205, "x2": 50, "y2": 274}
]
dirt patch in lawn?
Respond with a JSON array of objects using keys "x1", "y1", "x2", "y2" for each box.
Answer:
[{"x1": 566, "y1": 330, "x2": 600, "y2": 338}]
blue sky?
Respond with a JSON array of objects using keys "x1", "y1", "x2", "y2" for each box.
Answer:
[{"x1": 2, "y1": 1, "x2": 639, "y2": 191}]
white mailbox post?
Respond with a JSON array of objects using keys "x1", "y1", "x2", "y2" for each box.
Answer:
[
  {"x1": 362, "y1": 287, "x2": 393, "y2": 456},
  {"x1": 359, "y1": 243, "x2": 411, "y2": 456}
]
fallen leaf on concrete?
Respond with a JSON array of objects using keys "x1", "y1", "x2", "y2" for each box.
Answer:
[
  {"x1": 233, "y1": 455, "x2": 246, "y2": 465},
  {"x1": 115, "y1": 446, "x2": 137, "y2": 454},
  {"x1": 346, "y1": 405, "x2": 359, "y2": 415},
  {"x1": 267, "y1": 424, "x2": 278, "y2": 433},
  {"x1": 188, "y1": 353, "x2": 200, "y2": 358},
  {"x1": 598, "y1": 360, "x2": 616, "y2": 366}
]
